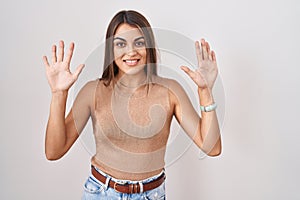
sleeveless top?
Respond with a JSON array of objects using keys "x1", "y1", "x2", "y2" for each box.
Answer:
[{"x1": 88, "y1": 76, "x2": 174, "y2": 174}]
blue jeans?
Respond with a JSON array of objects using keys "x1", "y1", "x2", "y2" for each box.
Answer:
[{"x1": 82, "y1": 166, "x2": 166, "y2": 200}]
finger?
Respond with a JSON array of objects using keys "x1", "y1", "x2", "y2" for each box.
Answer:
[
  {"x1": 72, "y1": 64, "x2": 85, "y2": 80},
  {"x1": 195, "y1": 41, "x2": 203, "y2": 62},
  {"x1": 57, "y1": 40, "x2": 64, "y2": 62},
  {"x1": 51, "y1": 45, "x2": 57, "y2": 64},
  {"x1": 43, "y1": 56, "x2": 50, "y2": 68},
  {"x1": 206, "y1": 43, "x2": 213, "y2": 61},
  {"x1": 180, "y1": 66, "x2": 196, "y2": 79},
  {"x1": 201, "y1": 39, "x2": 208, "y2": 60},
  {"x1": 211, "y1": 51, "x2": 217, "y2": 63},
  {"x1": 206, "y1": 42, "x2": 210, "y2": 52},
  {"x1": 65, "y1": 42, "x2": 74, "y2": 65}
]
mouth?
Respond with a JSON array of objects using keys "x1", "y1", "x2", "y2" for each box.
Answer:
[{"x1": 123, "y1": 59, "x2": 140, "y2": 66}]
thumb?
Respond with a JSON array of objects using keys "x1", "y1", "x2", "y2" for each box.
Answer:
[
  {"x1": 180, "y1": 65, "x2": 195, "y2": 79},
  {"x1": 73, "y1": 64, "x2": 85, "y2": 80}
]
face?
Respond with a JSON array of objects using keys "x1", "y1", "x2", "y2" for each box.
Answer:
[{"x1": 113, "y1": 23, "x2": 147, "y2": 76}]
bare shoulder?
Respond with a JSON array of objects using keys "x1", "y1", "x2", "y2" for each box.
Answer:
[
  {"x1": 73, "y1": 79, "x2": 100, "y2": 110},
  {"x1": 151, "y1": 76, "x2": 187, "y2": 107},
  {"x1": 73, "y1": 79, "x2": 100, "y2": 100},
  {"x1": 151, "y1": 75, "x2": 182, "y2": 90},
  {"x1": 153, "y1": 76, "x2": 185, "y2": 95},
  {"x1": 80, "y1": 79, "x2": 99, "y2": 92}
]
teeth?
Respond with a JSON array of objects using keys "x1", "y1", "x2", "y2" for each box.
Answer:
[
  {"x1": 124, "y1": 59, "x2": 139, "y2": 65},
  {"x1": 126, "y1": 59, "x2": 137, "y2": 63}
]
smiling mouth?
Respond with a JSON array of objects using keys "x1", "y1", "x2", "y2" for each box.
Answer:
[{"x1": 123, "y1": 59, "x2": 140, "y2": 66}]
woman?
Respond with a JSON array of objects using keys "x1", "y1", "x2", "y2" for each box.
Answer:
[{"x1": 43, "y1": 10, "x2": 222, "y2": 200}]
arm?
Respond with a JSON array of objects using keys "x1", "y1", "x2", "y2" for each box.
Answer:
[
  {"x1": 197, "y1": 87, "x2": 222, "y2": 156},
  {"x1": 43, "y1": 40, "x2": 86, "y2": 160},
  {"x1": 45, "y1": 90, "x2": 69, "y2": 160},
  {"x1": 45, "y1": 83, "x2": 93, "y2": 160},
  {"x1": 172, "y1": 38, "x2": 222, "y2": 156}
]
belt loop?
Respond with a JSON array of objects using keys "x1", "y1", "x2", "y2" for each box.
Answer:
[
  {"x1": 104, "y1": 176, "x2": 111, "y2": 190},
  {"x1": 138, "y1": 181, "x2": 143, "y2": 193}
]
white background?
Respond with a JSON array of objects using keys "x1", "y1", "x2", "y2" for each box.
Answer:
[{"x1": 0, "y1": 0, "x2": 299, "y2": 199}]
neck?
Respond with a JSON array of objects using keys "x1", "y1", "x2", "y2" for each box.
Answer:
[{"x1": 115, "y1": 71, "x2": 147, "y2": 88}]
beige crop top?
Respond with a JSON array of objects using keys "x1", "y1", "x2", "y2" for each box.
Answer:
[{"x1": 72, "y1": 75, "x2": 201, "y2": 175}]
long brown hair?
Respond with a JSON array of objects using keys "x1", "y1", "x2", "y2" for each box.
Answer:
[{"x1": 100, "y1": 10, "x2": 157, "y2": 86}]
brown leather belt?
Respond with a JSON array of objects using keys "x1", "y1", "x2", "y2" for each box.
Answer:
[{"x1": 91, "y1": 166, "x2": 166, "y2": 194}]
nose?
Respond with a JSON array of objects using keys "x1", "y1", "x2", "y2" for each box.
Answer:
[{"x1": 126, "y1": 44, "x2": 137, "y2": 56}]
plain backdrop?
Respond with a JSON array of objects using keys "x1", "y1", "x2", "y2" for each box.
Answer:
[{"x1": 1, "y1": 0, "x2": 300, "y2": 199}]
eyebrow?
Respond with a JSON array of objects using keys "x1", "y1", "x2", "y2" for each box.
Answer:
[{"x1": 113, "y1": 36, "x2": 145, "y2": 42}]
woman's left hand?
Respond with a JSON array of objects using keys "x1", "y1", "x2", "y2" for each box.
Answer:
[{"x1": 181, "y1": 38, "x2": 218, "y2": 90}]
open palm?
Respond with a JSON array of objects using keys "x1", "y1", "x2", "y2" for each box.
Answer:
[
  {"x1": 43, "y1": 40, "x2": 85, "y2": 93},
  {"x1": 181, "y1": 39, "x2": 218, "y2": 90}
]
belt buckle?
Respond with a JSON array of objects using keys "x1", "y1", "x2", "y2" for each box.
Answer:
[
  {"x1": 113, "y1": 182, "x2": 120, "y2": 193},
  {"x1": 113, "y1": 179, "x2": 126, "y2": 192},
  {"x1": 114, "y1": 182, "x2": 139, "y2": 194}
]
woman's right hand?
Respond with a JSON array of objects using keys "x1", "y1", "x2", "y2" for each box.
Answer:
[{"x1": 43, "y1": 40, "x2": 85, "y2": 93}]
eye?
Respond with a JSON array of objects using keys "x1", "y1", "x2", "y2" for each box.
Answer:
[
  {"x1": 115, "y1": 42, "x2": 126, "y2": 48},
  {"x1": 135, "y1": 41, "x2": 145, "y2": 47}
]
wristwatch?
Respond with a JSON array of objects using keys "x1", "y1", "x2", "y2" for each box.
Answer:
[{"x1": 200, "y1": 102, "x2": 217, "y2": 112}]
